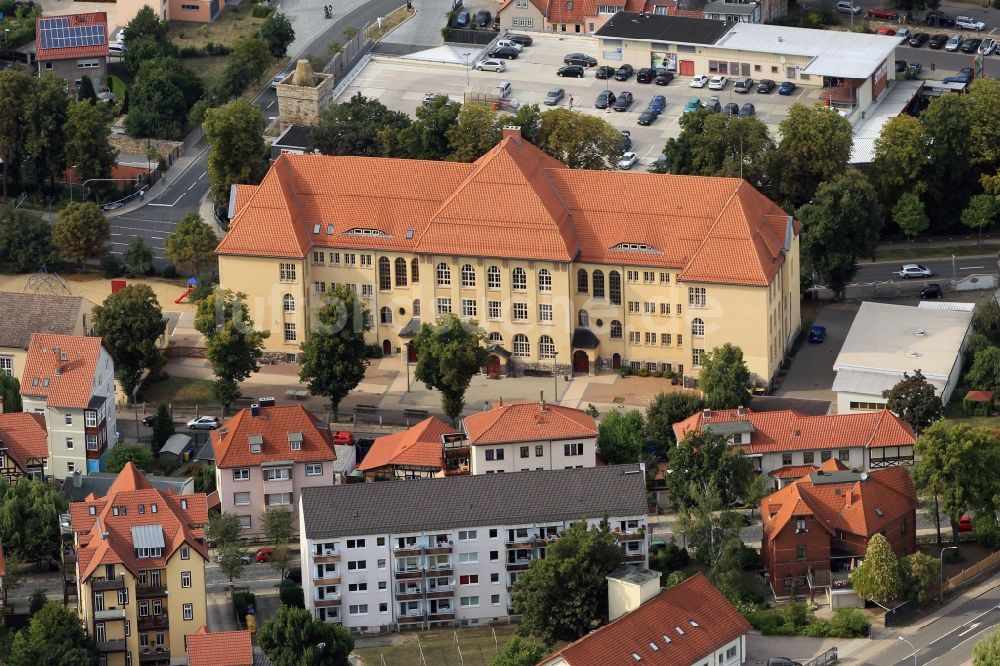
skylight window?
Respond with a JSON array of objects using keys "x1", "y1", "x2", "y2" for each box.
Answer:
[
  {"x1": 405, "y1": 228, "x2": 414, "y2": 239},
  {"x1": 313, "y1": 224, "x2": 321, "y2": 234},
  {"x1": 327, "y1": 224, "x2": 334, "y2": 235},
  {"x1": 611, "y1": 242, "x2": 658, "y2": 252},
  {"x1": 675, "y1": 626, "x2": 685, "y2": 635},
  {"x1": 345, "y1": 228, "x2": 389, "y2": 237},
  {"x1": 631, "y1": 654, "x2": 641, "y2": 662},
  {"x1": 663, "y1": 635, "x2": 671, "y2": 644},
  {"x1": 689, "y1": 620, "x2": 700, "y2": 627},
  {"x1": 874, "y1": 507, "x2": 884, "y2": 517},
  {"x1": 649, "y1": 642, "x2": 659, "y2": 651}
]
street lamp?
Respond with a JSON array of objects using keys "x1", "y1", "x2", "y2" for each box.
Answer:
[
  {"x1": 405, "y1": 342, "x2": 412, "y2": 393},
  {"x1": 939, "y1": 545, "x2": 958, "y2": 605},
  {"x1": 898, "y1": 635, "x2": 917, "y2": 666},
  {"x1": 552, "y1": 351, "x2": 559, "y2": 402},
  {"x1": 463, "y1": 52, "x2": 472, "y2": 87}
]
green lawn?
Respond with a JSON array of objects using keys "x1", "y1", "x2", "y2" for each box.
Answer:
[
  {"x1": 139, "y1": 376, "x2": 216, "y2": 406},
  {"x1": 354, "y1": 625, "x2": 543, "y2": 666},
  {"x1": 874, "y1": 243, "x2": 1000, "y2": 262}
]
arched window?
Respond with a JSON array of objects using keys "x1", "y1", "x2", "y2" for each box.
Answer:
[
  {"x1": 578, "y1": 310, "x2": 590, "y2": 328},
  {"x1": 378, "y1": 257, "x2": 391, "y2": 291},
  {"x1": 512, "y1": 267, "x2": 527, "y2": 291},
  {"x1": 692, "y1": 318, "x2": 705, "y2": 337},
  {"x1": 487, "y1": 266, "x2": 501, "y2": 289},
  {"x1": 461, "y1": 264, "x2": 476, "y2": 288},
  {"x1": 538, "y1": 269, "x2": 552, "y2": 293},
  {"x1": 412, "y1": 299, "x2": 421, "y2": 317},
  {"x1": 539, "y1": 335, "x2": 556, "y2": 359},
  {"x1": 609, "y1": 271, "x2": 622, "y2": 305},
  {"x1": 411, "y1": 258, "x2": 420, "y2": 283},
  {"x1": 592, "y1": 270, "x2": 605, "y2": 298},
  {"x1": 395, "y1": 258, "x2": 408, "y2": 287},
  {"x1": 380, "y1": 307, "x2": 393, "y2": 324},
  {"x1": 488, "y1": 331, "x2": 503, "y2": 342},
  {"x1": 282, "y1": 294, "x2": 295, "y2": 312},
  {"x1": 577, "y1": 269, "x2": 588, "y2": 294},
  {"x1": 436, "y1": 262, "x2": 451, "y2": 286},
  {"x1": 513, "y1": 334, "x2": 530, "y2": 357},
  {"x1": 610, "y1": 320, "x2": 623, "y2": 339}
]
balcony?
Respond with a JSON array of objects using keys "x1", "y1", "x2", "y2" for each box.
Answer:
[
  {"x1": 313, "y1": 576, "x2": 341, "y2": 586},
  {"x1": 396, "y1": 591, "x2": 423, "y2": 601},
  {"x1": 393, "y1": 546, "x2": 422, "y2": 557},
  {"x1": 94, "y1": 608, "x2": 126, "y2": 621},
  {"x1": 313, "y1": 551, "x2": 340, "y2": 564},
  {"x1": 394, "y1": 569, "x2": 423, "y2": 581},
  {"x1": 505, "y1": 539, "x2": 533, "y2": 549},
  {"x1": 425, "y1": 542, "x2": 452, "y2": 555},
  {"x1": 314, "y1": 596, "x2": 341, "y2": 608},
  {"x1": 96, "y1": 639, "x2": 127, "y2": 653},
  {"x1": 617, "y1": 532, "x2": 645, "y2": 542},
  {"x1": 427, "y1": 612, "x2": 455, "y2": 622},
  {"x1": 623, "y1": 554, "x2": 646, "y2": 563},
  {"x1": 137, "y1": 614, "x2": 169, "y2": 630},
  {"x1": 397, "y1": 613, "x2": 425, "y2": 624},
  {"x1": 506, "y1": 559, "x2": 531, "y2": 572},
  {"x1": 139, "y1": 648, "x2": 170, "y2": 663},
  {"x1": 425, "y1": 587, "x2": 454, "y2": 599},
  {"x1": 426, "y1": 566, "x2": 452, "y2": 577},
  {"x1": 91, "y1": 578, "x2": 124, "y2": 591},
  {"x1": 136, "y1": 585, "x2": 167, "y2": 598}
]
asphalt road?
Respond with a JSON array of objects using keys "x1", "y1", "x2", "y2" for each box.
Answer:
[
  {"x1": 852, "y1": 256, "x2": 998, "y2": 283},
  {"x1": 897, "y1": 43, "x2": 1000, "y2": 78}
]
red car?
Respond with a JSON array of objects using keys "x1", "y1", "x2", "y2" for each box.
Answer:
[
  {"x1": 958, "y1": 515, "x2": 973, "y2": 532},
  {"x1": 878, "y1": 26, "x2": 897, "y2": 35},
  {"x1": 332, "y1": 431, "x2": 353, "y2": 445},
  {"x1": 255, "y1": 547, "x2": 272, "y2": 563},
  {"x1": 867, "y1": 7, "x2": 898, "y2": 19}
]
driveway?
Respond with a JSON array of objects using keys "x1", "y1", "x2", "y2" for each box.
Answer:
[
  {"x1": 774, "y1": 303, "x2": 860, "y2": 403},
  {"x1": 746, "y1": 634, "x2": 851, "y2": 665}
]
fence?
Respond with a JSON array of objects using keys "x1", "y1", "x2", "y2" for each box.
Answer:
[
  {"x1": 801, "y1": 647, "x2": 838, "y2": 666},
  {"x1": 941, "y1": 550, "x2": 1000, "y2": 595},
  {"x1": 445, "y1": 28, "x2": 498, "y2": 45}
]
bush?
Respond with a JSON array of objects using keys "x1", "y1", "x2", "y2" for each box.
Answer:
[
  {"x1": 278, "y1": 580, "x2": 305, "y2": 608},
  {"x1": 975, "y1": 519, "x2": 1000, "y2": 549},
  {"x1": 101, "y1": 254, "x2": 125, "y2": 277},
  {"x1": 364, "y1": 343, "x2": 384, "y2": 359},
  {"x1": 944, "y1": 547, "x2": 965, "y2": 564},
  {"x1": 178, "y1": 45, "x2": 201, "y2": 58},
  {"x1": 28, "y1": 589, "x2": 48, "y2": 614},
  {"x1": 161, "y1": 264, "x2": 178, "y2": 279},
  {"x1": 746, "y1": 608, "x2": 784, "y2": 634},
  {"x1": 251, "y1": 3, "x2": 275, "y2": 17},
  {"x1": 233, "y1": 591, "x2": 257, "y2": 626},
  {"x1": 620, "y1": 366, "x2": 632, "y2": 377},
  {"x1": 829, "y1": 608, "x2": 870, "y2": 637}
]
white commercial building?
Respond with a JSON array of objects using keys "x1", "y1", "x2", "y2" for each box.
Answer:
[
  {"x1": 832, "y1": 301, "x2": 974, "y2": 414},
  {"x1": 298, "y1": 464, "x2": 648, "y2": 633}
]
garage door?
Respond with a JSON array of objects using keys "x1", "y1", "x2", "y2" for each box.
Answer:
[{"x1": 679, "y1": 60, "x2": 695, "y2": 76}]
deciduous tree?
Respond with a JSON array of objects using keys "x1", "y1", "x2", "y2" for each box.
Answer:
[
  {"x1": 104, "y1": 445, "x2": 154, "y2": 473},
  {"x1": 258, "y1": 12, "x2": 295, "y2": 58},
  {"x1": 699, "y1": 343, "x2": 751, "y2": 409},
  {"x1": 384, "y1": 95, "x2": 461, "y2": 160},
  {"x1": 596, "y1": 409, "x2": 645, "y2": 465},
  {"x1": 882, "y1": 369, "x2": 943, "y2": 435},
  {"x1": 123, "y1": 6, "x2": 169, "y2": 44},
  {"x1": 52, "y1": 202, "x2": 108, "y2": 267},
  {"x1": 899, "y1": 551, "x2": 938, "y2": 604},
  {"x1": 892, "y1": 192, "x2": 929, "y2": 243},
  {"x1": 65, "y1": 100, "x2": 117, "y2": 184},
  {"x1": 24, "y1": 74, "x2": 69, "y2": 193},
  {"x1": 850, "y1": 533, "x2": 901, "y2": 604},
  {"x1": 492, "y1": 638, "x2": 547, "y2": 666},
  {"x1": 93, "y1": 284, "x2": 166, "y2": 401},
  {"x1": 772, "y1": 104, "x2": 853, "y2": 208},
  {"x1": 644, "y1": 391, "x2": 705, "y2": 460},
  {"x1": 7, "y1": 602, "x2": 96, "y2": 666},
  {"x1": 124, "y1": 35, "x2": 177, "y2": 74},
  {"x1": 218, "y1": 543, "x2": 248, "y2": 583},
  {"x1": 124, "y1": 237, "x2": 154, "y2": 276},
  {"x1": 535, "y1": 108, "x2": 621, "y2": 170},
  {"x1": 966, "y1": 346, "x2": 1000, "y2": 395},
  {"x1": 298, "y1": 286, "x2": 370, "y2": 421},
  {"x1": 151, "y1": 402, "x2": 175, "y2": 452},
  {"x1": 208, "y1": 512, "x2": 243, "y2": 547},
  {"x1": 0, "y1": 479, "x2": 67, "y2": 563},
  {"x1": 974, "y1": 628, "x2": 1000, "y2": 665},
  {"x1": 506, "y1": 103, "x2": 543, "y2": 143},
  {"x1": 921, "y1": 94, "x2": 975, "y2": 219},
  {"x1": 0, "y1": 207, "x2": 56, "y2": 272},
  {"x1": 165, "y1": 213, "x2": 218, "y2": 274},
  {"x1": 258, "y1": 604, "x2": 354, "y2": 666},
  {"x1": 413, "y1": 313, "x2": 489, "y2": 424},
  {"x1": 447, "y1": 102, "x2": 502, "y2": 162},
  {"x1": 668, "y1": 429, "x2": 753, "y2": 510},
  {"x1": 663, "y1": 112, "x2": 775, "y2": 191},
  {"x1": 0, "y1": 69, "x2": 34, "y2": 197},
  {"x1": 204, "y1": 99, "x2": 268, "y2": 205},
  {"x1": 871, "y1": 115, "x2": 930, "y2": 204},
  {"x1": 310, "y1": 93, "x2": 411, "y2": 157},
  {"x1": 125, "y1": 58, "x2": 203, "y2": 140},
  {"x1": 511, "y1": 520, "x2": 624, "y2": 644},
  {"x1": 195, "y1": 289, "x2": 269, "y2": 412},
  {"x1": 0, "y1": 375, "x2": 23, "y2": 413},
  {"x1": 262, "y1": 507, "x2": 294, "y2": 543},
  {"x1": 962, "y1": 194, "x2": 1000, "y2": 247}
]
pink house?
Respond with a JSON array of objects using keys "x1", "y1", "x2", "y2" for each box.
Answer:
[{"x1": 212, "y1": 404, "x2": 338, "y2": 535}]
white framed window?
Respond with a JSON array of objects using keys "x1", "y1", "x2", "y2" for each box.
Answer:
[
  {"x1": 512, "y1": 16, "x2": 533, "y2": 26},
  {"x1": 461, "y1": 264, "x2": 476, "y2": 288},
  {"x1": 237, "y1": 515, "x2": 252, "y2": 529},
  {"x1": 65, "y1": 437, "x2": 74, "y2": 450},
  {"x1": 539, "y1": 335, "x2": 555, "y2": 359},
  {"x1": 461, "y1": 299, "x2": 477, "y2": 317},
  {"x1": 436, "y1": 298, "x2": 452, "y2": 315},
  {"x1": 0, "y1": 356, "x2": 11, "y2": 376},
  {"x1": 688, "y1": 287, "x2": 707, "y2": 307},
  {"x1": 459, "y1": 552, "x2": 478, "y2": 564},
  {"x1": 313, "y1": 251, "x2": 325, "y2": 264},
  {"x1": 279, "y1": 263, "x2": 296, "y2": 282},
  {"x1": 265, "y1": 468, "x2": 291, "y2": 481},
  {"x1": 305, "y1": 463, "x2": 323, "y2": 476},
  {"x1": 233, "y1": 468, "x2": 250, "y2": 481},
  {"x1": 284, "y1": 323, "x2": 296, "y2": 342},
  {"x1": 234, "y1": 492, "x2": 251, "y2": 506},
  {"x1": 538, "y1": 304, "x2": 552, "y2": 322},
  {"x1": 692, "y1": 348, "x2": 705, "y2": 367},
  {"x1": 512, "y1": 334, "x2": 530, "y2": 357},
  {"x1": 488, "y1": 301, "x2": 502, "y2": 319},
  {"x1": 644, "y1": 302, "x2": 655, "y2": 314},
  {"x1": 458, "y1": 530, "x2": 477, "y2": 541},
  {"x1": 512, "y1": 267, "x2": 527, "y2": 290},
  {"x1": 348, "y1": 604, "x2": 368, "y2": 615},
  {"x1": 265, "y1": 493, "x2": 292, "y2": 506},
  {"x1": 181, "y1": 571, "x2": 192, "y2": 588},
  {"x1": 347, "y1": 560, "x2": 367, "y2": 570},
  {"x1": 86, "y1": 435, "x2": 98, "y2": 450},
  {"x1": 626, "y1": 270, "x2": 639, "y2": 283},
  {"x1": 347, "y1": 538, "x2": 366, "y2": 548},
  {"x1": 660, "y1": 303, "x2": 671, "y2": 315},
  {"x1": 436, "y1": 262, "x2": 451, "y2": 286},
  {"x1": 487, "y1": 266, "x2": 501, "y2": 289},
  {"x1": 65, "y1": 413, "x2": 72, "y2": 425},
  {"x1": 661, "y1": 333, "x2": 672, "y2": 346},
  {"x1": 183, "y1": 603, "x2": 193, "y2": 620},
  {"x1": 660, "y1": 272, "x2": 670, "y2": 284},
  {"x1": 180, "y1": 546, "x2": 190, "y2": 560},
  {"x1": 692, "y1": 318, "x2": 705, "y2": 336},
  {"x1": 537, "y1": 269, "x2": 552, "y2": 292},
  {"x1": 565, "y1": 443, "x2": 583, "y2": 456},
  {"x1": 460, "y1": 595, "x2": 480, "y2": 607},
  {"x1": 513, "y1": 303, "x2": 528, "y2": 320},
  {"x1": 85, "y1": 411, "x2": 97, "y2": 427}
]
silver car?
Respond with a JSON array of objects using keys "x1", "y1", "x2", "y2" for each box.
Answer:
[
  {"x1": 897, "y1": 263, "x2": 933, "y2": 278},
  {"x1": 544, "y1": 87, "x2": 565, "y2": 105},
  {"x1": 476, "y1": 58, "x2": 506, "y2": 72}
]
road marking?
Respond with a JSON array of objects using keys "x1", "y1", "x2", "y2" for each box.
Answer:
[
  {"x1": 958, "y1": 622, "x2": 982, "y2": 637},
  {"x1": 188, "y1": 182, "x2": 197, "y2": 191},
  {"x1": 267, "y1": 100, "x2": 275, "y2": 109},
  {"x1": 147, "y1": 195, "x2": 186, "y2": 207},
  {"x1": 199, "y1": 171, "x2": 208, "y2": 180},
  {"x1": 960, "y1": 266, "x2": 984, "y2": 270},
  {"x1": 928, "y1": 606, "x2": 1000, "y2": 647}
]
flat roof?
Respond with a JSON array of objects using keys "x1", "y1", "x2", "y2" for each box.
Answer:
[
  {"x1": 833, "y1": 301, "x2": 974, "y2": 390},
  {"x1": 594, "y1": 12, "x2": 735, "y2": 45},
  {"x1": 850, "y1": 80, "x2": 924, "y2": 164},
  {"x1": 704, "y1": 1, "x2": 758, "y2": 15},
  {"x1": 713, "y1": 23, "x2": 902, "y2": 79}
]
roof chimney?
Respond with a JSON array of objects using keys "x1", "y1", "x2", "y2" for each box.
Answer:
[
  {"x1": 502, "y1": 126, "x2": 522, "y2": 140},
  {"x1": 251, "y1": 403, "x2": 260, "y2": 417},
  {"x1": 845, "y1": 488, "x2": 853, "y2": 507},
  {"x1": 737, "y1": 406, "x2": 746, "y2": 417},
  {"x1": 702, "y1": 408, "x2": 711, "y2": 419},
  {"x1": 539, "y1": 390, "x2": 546, "y2": 412},
  {"x1": 73, "y1": 470, "x2": 82, "y2": 488}
]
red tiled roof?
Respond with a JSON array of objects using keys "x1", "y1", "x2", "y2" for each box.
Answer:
[
  {"x1": 463, "y1": 401, "x2": 597, "y2": 445},
  {"x1": 218, "y1": 135, "x2": 797, "y2": 287},
  {"x1": 70, "y1": 463, "x2": 209, "y2": 582},
  {"x1": 187, "y1": 627, "x2": 253, "y2": 666},
  {"x1": 35, "y1": 13, "x2": 108, "y2": 62},
  {"x1": 21, "y1": 333, "x2": 104, "y2": 410},
  {"x1": 768, "y1": 464, "x2": 817, "y2": 479},
  {"x1": 545, "y1": 572, "x2": 751, "y2": 665},
  {"x1": 967, "y1": 390, "x2": 993, "y2": 402},
  {"x1": 357, "y1": 416, "x2": 452, "y2": 472},
  {"x1": 760, "y1": 465, "x2": 917, "y2": 540},
  {"x1": 212, "y1": 405, "x2": 337, "y2": 469},
  {"x1": 673, "y1": 407, "x2": 916, "y2": 454},
  {"x1": 0, "y1": 412, "x2": 48, "y2": 471}
]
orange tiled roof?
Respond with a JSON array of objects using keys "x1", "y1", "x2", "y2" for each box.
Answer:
[
  {"x1": 357, "y1": 416, "x2": 452, "y2": 472},
  {"x1": 36, "y1": 12, "x2": 108, "y2": 62},
  {"x1": 187, "y1": 627, "x2": 253, "y2": 666},
  {"x1": 212, "y1": 404, "x2": 337, "y2": 469},
  {"x1": 672, "y1": 407, "x2": 916, "y2": 454},
  {"x1": 546, "y1": 572, "x2": 751, "y2": 665},
  {"x1": 967, "y1": 390, "x2": 994, "y2": 402},
  {"x1": 768, "y1": 464, "x2": 818, "y2": 479},
  {"x1": 21, "y1": 333, "x2": 104, "y2": 410},
  {"x1": 218, "y1": 135, "x2": 797, "y2": 287},
  {"x1": 761, "y1": 465, "x2": 917, "y2": 540},
  {"x1": 0, "y1": 412, "x2": 48, "y2": 470},
  {"x1": 70, "y1": 463, "x2": 209, "y2": 582},
  {"x1": 463, "y1": 400, "x2": 597, "y2": 445}
]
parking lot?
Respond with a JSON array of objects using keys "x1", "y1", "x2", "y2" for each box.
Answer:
[{"x1": 335, "y1": 34, "x2": 833, "y2": 167}]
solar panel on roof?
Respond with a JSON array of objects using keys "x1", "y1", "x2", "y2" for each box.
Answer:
[{"x1": 39, "y1": 17, "x2": 106, "y2": 51}]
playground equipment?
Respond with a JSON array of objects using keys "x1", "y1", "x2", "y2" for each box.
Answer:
[{"x1": 174, "y1": 277, "x2": 199, "y2": 304}]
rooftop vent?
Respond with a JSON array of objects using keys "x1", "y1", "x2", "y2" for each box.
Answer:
[
  {"x1": 649, "y1": 642, "x2": 659, "y2": 651},
  {"x1": 663, "y1": 635, "x2": 672, "y2": 644},
  {"x1": 689, "y1": 620, "x2": 700, "y2": 627},
  {"x1": 251, "y1": 403, "x2": 260, "y2": 417},
  {"x1": 906, "y1": 350, "x2": 919, "y2": 357},
  {"x1": 631, "y1": 654, "x2": 641, "y2": 662},
  {"x1": 702, "y1": 408, "x2": 711, "y2": 418},
  {"x1": 259, "y1": 396, "x2": 276, "y2": 407},
  {"x1": 874, "y1": 507, "x2": 884, "y2": 517},
  {"x1": 916, "y1": 328, "x2": 926, "y2": 336}
]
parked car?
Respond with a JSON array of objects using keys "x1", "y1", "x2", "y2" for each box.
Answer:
[
  {"x1": 564, "y1": 53, "x2": 597, "y2": 67},
  {"x1": 836, "y1": 0, "x2": 861, "y2": 13},
  {"x1": 897, "y1": 263, "x2": 933, "y2": 278},
  {"x1": 956, "y1": 15, "x2": 986, "y2": 30},
  {"x1": 187, "y1": 416, "x2": 220, "y2": 430},
  {"x1": 944, "y1": 67, "x2": 974, "y2": 83},
  {"x1": 476, "y1": 58, "x2": 506, "y2": 72},
  {"x1": 925, "y1": 10, "x2": 955, "y2": 27},
  {"x1": 778, "y1": 81, "x2": 797, "y2": 95},
  {"x1": 767, "y1": 659, "x2": 803, "y2": 666},
  {"x1": 108, "y1": 43, "x2": 125, "y2": 56},
  {"x1": 489, "y1": 46, "x2": 519, "y2": 59},
  {"x1": 612, "y1": 91, "x2": 634, "y2": 111},
  {"x1": 617, "y1": 129, "x2": 632, "y2": 154},
  {"x1": 690, "y1": 74, "x2": 710, "y2": 88},
  {"x1": 647, "y1": 94, "x2": 666, "y2": 113},
  {"x1": 617, "y1": 152, "x2": 639, "y2": 169},
  {"x1": 705, "y1": 95, "x2": 721, "y2": 112},
  {"x1": 614, "y1": 64, "x2": 635, "y2": 80},
  {"x1": 543, "y1": 87, "x2": 565, "y2": 105},
  {"x1": 495, "y1": 38, "x2": 522, "y2": 51},
  {"x1": 866, "y1": 6, "x2": 897, "y2": 19},
  {"x1": 928, "y1": 33, "x2": 948, "y2": 49},
  {"x1": 979, "y1": 38, "x2": 997, "y2": 55},
  {"x1": 637, "y1": 109, "x2": 659, "y2": 125},
  {"x1": 945, "y1": 33, "x2": 962, "y2": 51},
  {"x1": 895, "y1": 59, "x2": 909, "y2": 73},
  {"x1": 733, "y1": 77, "x2": 754, "y2": 93},
  {"x1": 422, "y1": 92, "x2": 457, "y2": 107},
  {"x1": 595, "y1": 89, "x2": 617, "y2": 108},
  {"x1": 683, "y1": 97, "x2": 703, "y2": 113},
  {"x1": 738, "y1": 102, "x2": 756, "y2": 117},
  {"x1": 636, "y1": 67, "x2": 658, "y2": 83},
  {"x1": 908, "y1": 32, "x2": 929, "y2": 47},
  {"x1": 920, "y1": 283, "x2": 943, "y2": 299},
  {"x1": 557, "y1": 64, "x2": 584, "y2": 77},
  {"x1": 332, "y1": 431, "x2": 353, "y2": 445},
  {"x1": 141, "y1": 414, "x2": 157, "y2": 427},
  {"x1": 474, "y1": 9, "x2": 492, "y2": 27},
  {"x1": 595, "y1": 65, "x2": 616, "y2": 79},
  {"x1": 708, "y1": 75, "x2": 728, "y2": 90},
  {"x1": 757, "y1": 79, "x2": 776, "y2": 93},
  {"x1": 454, "y1": 10, "x2": 470, "y2": 27},
  {"x1": 255, "y1": 547, "x2": 273, "y2": 563},
  {"x1": 115, "y1": 27, "x2": 127, "y2": 41},
  {"x1": 218, "y1": 552, "x2": 251, "y2": 565},
  {"x1": 877, "y1": 25, "x2": 896, "y2": 35},
  {"x1": 508, "y1": 34, "x2": 533, "y2": 46},
  {"x1": 807, "y1": 325, "x2": 826, "y2": 343},
  {"x1": 723, "y1": 102, "x2": 740, "y2": 116},
  {"x1": 959, "y1": 515, "x2": 973, "y2": 532},
  {"x1": 896, "y1": 27, "x2": 911, "y2": 40},
  {"x1": 654, "y1": 71, "x2": 675, "y2": 85},
  {"x1": 960, "y1": 38, "x2": 982, "y2": 53}
]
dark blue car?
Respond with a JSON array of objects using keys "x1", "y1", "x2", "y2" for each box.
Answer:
[
  {"x1": 778, "y1": 81, "x2": 797, "y2": 95},
  {"x1": 808, "y1": 325, "x2": 826, "y2": 343},
  {"x1": 648, "y1": 94, "x2": 666, "y2": 113}
]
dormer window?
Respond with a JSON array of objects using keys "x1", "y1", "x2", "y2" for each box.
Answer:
[
  {"x1": 288, "y1": 432, "x2": 303, "y2": 451},
  {"x1": 181, "y1": 499, "x2": 188, "y2": 510},
  {"x1": 88, "y1": 506, "x2": 96, "y2": 515},
  {"x1": 345, "y1": 228, "x2": 389, "y2": 237},
  {"x1": 611, "y1": 242, "x2": 658, "y2": 252},
  {"x1": 138, "y1": 504, "x2": 145, "y2": 514},
  {"x1": 249, "y1": 435, "x2": 263, "y2": 453},
  {"x1": 151, "y1": 503, "x2": 157, "y2": 513}
]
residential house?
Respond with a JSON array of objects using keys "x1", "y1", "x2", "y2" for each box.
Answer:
[
  {"x1": 833, "y1": 301, "x2": 974, "y2": 414},
  {"x1": 541, "y1": 571, "x2": 751, "y2": 665},
  {"x1": 116, "y1": 0, "x2": 220, "y2": 26},
  {"x1": 356, "y1": 416, "x2": 453, "y2": 480},
  {"x1": 298, "y1": 464, "x2": 648, "y2": 632},
  {"x1": 186, "y1": 627, "x2": 256, "y2": 666},
  {"x1": 496, "y1": 0, "x2": 689, "y2": 35},
  {"x1": 212, "y1": 404, "x2": 338, "y2": 534},
  {"x1": 21, "y1": 333, "x2": 117, "y2": 478},
  {"x1": 759, "y1": 461, "x2": 917, "y2": 603},
  {"x1": 218, "y1": 128, "x2": 801, "y2": 388},
  {"x1": 0, "y1": 412, "x2": 49, "y2": 482},
  {"x1": 672, "y1": 407, "x2": 916, "y2": 490},
  {"x1": 36, "y1": 13, "x2": 109, "y2": 91},
  {"x1": 0, "y1": 292, "x2": 94, "y2": 382},
  {"x1": 70, "y1": 463, "x2": 209, "y2": 666}
]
